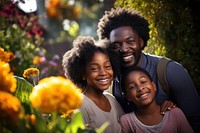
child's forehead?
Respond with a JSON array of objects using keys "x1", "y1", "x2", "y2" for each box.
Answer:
[
  {"x1": 127, "y1": 70, "x2": 147, "y2": 78},
  {"x1": 87, "y1": 52, "x2": 109, "y2": 63}
]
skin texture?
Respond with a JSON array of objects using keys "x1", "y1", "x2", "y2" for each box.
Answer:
[
  {"x1": 84, "y1": 52, "x2": 113, "y2": 112},
  {"x1": 110, "y1": 26, "x2": 144, "y2": 68},
  {"x1": 125, "y1": 71, "x2": 156, "y2": 107},
  {"x1": 124, "y1": 69, "x2": 163, "y2": 125},
  {"x1": 84, "y1": 52, "x2": 113, "y2": 92}
]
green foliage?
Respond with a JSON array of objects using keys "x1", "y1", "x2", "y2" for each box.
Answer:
[
  {"x1": 115, "y1": 0, "x2": 200, "y2": 93},
  {"x1": 14, "y1": 76, "x2": 33, "y2": 104},
  {"x1": 0, "y1": 16, "x2": 44, "y2": 76}
]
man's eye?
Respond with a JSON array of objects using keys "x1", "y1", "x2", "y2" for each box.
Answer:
[
  {"x1": 112, "y1": 43, "x2": 120, "y2": 49},
  {"x1": 127, "y1": 39, "x2": 135, "y2": 44}
]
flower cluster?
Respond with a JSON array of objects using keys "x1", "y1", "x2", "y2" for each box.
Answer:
[
  {"x1": 45, "y1": 0, "x2": 81, "y2": 20},
  {"x1": 0, "y1": 91, "x2": 23, "y2": 124},
  {"x1": 29, "y1": 76, "x2": 83, "y2": 114},
  {"x1": 0, "y1": 48, "x2": 14, "y2": 63},
  {"x1": 0, "y1": 61, "x2": 23, "y2": 125},
  {"x1": 0, "y1": 60, "x2": 16, "y2": 93}
]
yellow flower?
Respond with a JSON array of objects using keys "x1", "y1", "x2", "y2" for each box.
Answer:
[
  {"x1": 0, "y1": 61, "x2": 17, "y2": 93},
  {"x1": 0, "y1": 48, "x2": 14, "y2": 62},
  {"x1": 61, "y1": 109, "x2": 76, "y2": 118},
  {"x1": 0, "y1": 91, "x2": 23, "y2": 124},
  {"x1": 23, "y1": 68, "x2": 39, "y2": 79},
  {"x1": 25, "y1": 114, "x2": 36, "y2": 125},
  {"x1": 29, "y1": 76, "x2": 83, "y2": 114},
  {"x1": 33, "y1": 56, "x2": 45, "y2": 65}
]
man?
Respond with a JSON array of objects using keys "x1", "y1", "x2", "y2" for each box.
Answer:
[{"x1": 97, "y1": 7, "x2": 200, "y2": 132}]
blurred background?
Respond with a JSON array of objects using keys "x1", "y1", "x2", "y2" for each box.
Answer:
[{"x1": 0, "y1": 0, "x2": 200, "y2": 93}]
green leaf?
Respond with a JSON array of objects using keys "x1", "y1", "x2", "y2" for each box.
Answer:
[
  {"x1": 95, "y1": 122, "x2": 109, "y2": 133},
  {"x1": 14, "y1": 76, "x2": 34, "y2": 113},
  {"x1": 65, "y1": 110, "x2": 85, "y2": 133}
]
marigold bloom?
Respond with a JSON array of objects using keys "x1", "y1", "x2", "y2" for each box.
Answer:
[
  {"x1": 7, "y1": 52, "x2": 15, "y2": 62},
  {"x1": 0, "y1": 48, "x2": 14, "y2": 62},
  {"x1": 0, "y1": 91, "x2": 23, "y2": 124},
  {"x1": 46, "y1": 0, "x2": 61, "y2": 17},
  {"x1": 23, "y1": 68, "x2": 39, "y2": 79},
  {"x1": 29, "y1": 76, "x2": 83, "y2": 114},
  {"x1": 0, "y1": 61, "x2": 16, "y2": 93},
  {"x1": 25, "y1": 114, "x2": 36, "y2": 125}
]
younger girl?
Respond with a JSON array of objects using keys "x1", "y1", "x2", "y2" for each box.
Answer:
[
  {"x1": 62, "y1": 36, "x2": 124, "y2": 133},
  {"x1": 120, "y1": 67, "x2": 194, "y2": 133}
]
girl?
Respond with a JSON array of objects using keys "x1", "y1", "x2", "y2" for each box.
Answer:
[
  {"x1": 62, "y1": 36, "x2": 124, "y2": 133},
  {"x1": 120, "y1": 66, "x2": 194, "y2": 133}
]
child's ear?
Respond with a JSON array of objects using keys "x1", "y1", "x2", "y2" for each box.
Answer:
[
  {"x1": 152, "y1": 82, "x2": 157, "y2": 91},
  {"x1": 126, "y1": 93, "x2": 132, "y2": 102}
]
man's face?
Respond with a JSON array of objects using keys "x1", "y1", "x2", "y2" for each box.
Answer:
[{"x1": 109, "y1": 26, "x2": 144, "y2": 68}]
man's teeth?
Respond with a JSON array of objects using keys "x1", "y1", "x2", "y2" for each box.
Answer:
[{"x1": 123, "y1": 55, "x2": 132, "y2": 61}]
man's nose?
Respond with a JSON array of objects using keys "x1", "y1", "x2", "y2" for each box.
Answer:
[{"x1": 120, "y1": 43, "x2": 128, "y2": 52}]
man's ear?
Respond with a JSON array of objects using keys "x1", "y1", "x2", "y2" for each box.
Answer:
[{"x1": 140, "y1": 37, "x2": 144, "y2": 48}]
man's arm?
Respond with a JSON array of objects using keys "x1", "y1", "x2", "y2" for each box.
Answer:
[{"x1": 167, "y1": 61, "x2": 200, "y2": 132}]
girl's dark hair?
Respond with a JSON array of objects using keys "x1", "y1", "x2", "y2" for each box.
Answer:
[
  {"x1": 97, "y1": 7, "x2": 150, "y2": 50},
  {"x1": 121, "y1": 66, "x2": 153, "y2": 92},
  {"x1": 62, "y1": 36, "x2": 120, "y2": 89}
]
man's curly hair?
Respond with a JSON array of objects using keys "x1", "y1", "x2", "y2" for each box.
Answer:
[
  {"x1": 97, "y1": 7, "x2": 150, "y2": 49},
  {"x1": 62, "y1": 36, "x2": 120, "y2": 89}
]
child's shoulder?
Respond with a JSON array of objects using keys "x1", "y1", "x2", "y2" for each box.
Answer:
[
  {"x1": 103, "y1": 91, "x2": 115, "y2": 98},
  {"x1": 168, "y1": 107, "x2": 185, "y2": 116},
  {"x1": 170, "y1": 107, "x2": 183, "y2": 113}
]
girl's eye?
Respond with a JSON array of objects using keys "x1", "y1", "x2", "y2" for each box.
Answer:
[
  {"x1": 141, "y1": 80, "x2": 148, "y2": 84},
  {"x1": 90, "y1": 67, "x2": 98, "y2": 71},
  {"x1": 106, "y1": 65, "x2": 111, "y2": 69},
  {"x1": 128, "y1": 84, "x2": 136, "y2": 90}
]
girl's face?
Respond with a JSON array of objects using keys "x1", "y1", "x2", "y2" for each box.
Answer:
[
  {"x1": 84, "y1": 52, "x2": 113, "y2": 91},
  {"x1": 125, "y1": 70, "x2": 156, "y2": 107}
]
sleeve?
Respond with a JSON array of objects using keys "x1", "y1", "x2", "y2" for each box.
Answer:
[
  {"x1": 167, "y1": 61, "x2": 200, "y2": 132},
  {"x1": 119, "y1": 114, "x2": 134, "y2": 133},
  {"x1": 172, "y1": 108, "x2": 194, "y2": 133}
]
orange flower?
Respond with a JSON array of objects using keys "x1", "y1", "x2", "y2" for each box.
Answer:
[
  {"x1": 23, "y1": 68, "x2": 39, "y2": 79},
  {"x1": 0, "y1": 91, "x2": 23, "y2": 124},
  {"x1": 0, "y1": 48, "x2": 14, "y2": 62},
  {"x1": 0, "y1": 61, "x2": 16, "y2": 93},
  {"x1": 29, "y1": 76, "x2": 83, "y2": 114},
  {"x1": 33, "y1": 56, "x2": 45, "y2": 65},
  {"x1": 25, "y1": 114, "x2": 36, "y2": 125},
  {"x1": 61, "y1": 109, "x2": 76, "y2": 118},
  {"x1": 45, "y1": 0, "x2": 61, "y2": 17}
]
